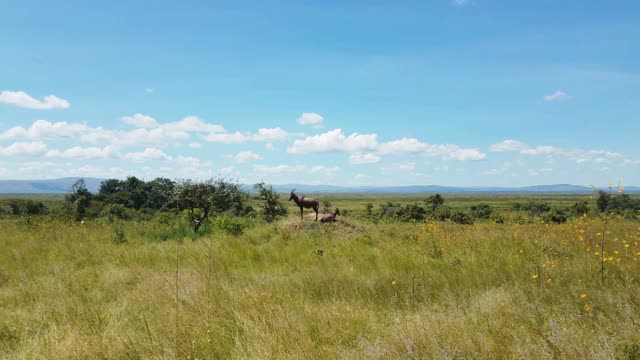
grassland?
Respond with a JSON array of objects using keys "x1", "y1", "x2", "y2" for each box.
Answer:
[{"x1": 1, "y1": 194, "x2": 639, "y2": 359}]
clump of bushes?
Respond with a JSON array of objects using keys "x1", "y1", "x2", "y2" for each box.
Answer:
[
  {"x1": 596, "y1": 191, "x2": 640, "y2": 214},
  {"x1": 470, "y1": 204, "x2": 492, "y2": 219},
  {"x1": 543, "y1": 207, "x2": 569, "y2": 224},
  {"x1": 451, "y1": 210, "x2": 474, "y2": 225},
  {"x1": 254, "y1": 182, "x2": 287, "y2": 222},
  {"x1": 4, "y1": 199, "x2": 47, "y2": 216}
]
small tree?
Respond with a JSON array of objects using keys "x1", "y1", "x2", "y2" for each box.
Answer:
[
  {"x1": 65, "y1": 178, "x2": 92, "y2": 221},
  {"x1": 174, "y1": 179, "x2": 248, "y2": 233},
  {"x1": 425, "y1": 194, "x2": 445, "y2": 212},
  {"x1": 596, "y1": 191, "x2": 611, "y2": 212},
  {"x1": 470, "y1": 204, "x2": 492, "y2": 219},
  {"x1": 173, "y1": 180, "x2": 218, "y2": 233},
  {"x1": 254, "y1": 182, "x2": 287, "y2": 222}
]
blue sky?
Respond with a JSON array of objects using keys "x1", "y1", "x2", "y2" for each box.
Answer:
[{"x1": 1, "y1": 0, "x2": 639, "y2": 186}]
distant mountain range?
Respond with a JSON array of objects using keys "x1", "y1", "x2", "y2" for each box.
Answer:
[{"x1": 0, "y1": 178, "x2": 638, "y2": 194}]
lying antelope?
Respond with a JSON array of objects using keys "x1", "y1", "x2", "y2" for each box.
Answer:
[
  {"x1": 289, "y1": 189, "x2": 319, "y2": 220},
  {"x1": 320, "y1": 208, "x2": 340, "y2": 223}
]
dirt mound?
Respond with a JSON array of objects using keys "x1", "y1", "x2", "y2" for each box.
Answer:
[{"x1": 279, "y1": 216, "x2": 358, "y2": 235}]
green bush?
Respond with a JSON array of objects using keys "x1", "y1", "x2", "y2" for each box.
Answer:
[
  {"x1": 450, "y1": 210, "x2": 473, "y2": 225},
  {"x1": 543, "y1": 207, "x2": 568, "y2": 224},
  {"x1": 254, "y1": 182, "x2": 287, "y2": 222},
  {"x1": 394, "y1": 204, "x2": 427, "y2": 221},
  {"x1": 214, "y1": 216, "x2": 246, "y2": 236},
  {"x1": 470, "y1": 204, "x2": 492, "y2": 219},
  {"x1": 431, "y1": 206, "x2": 452, "y2": 221}
]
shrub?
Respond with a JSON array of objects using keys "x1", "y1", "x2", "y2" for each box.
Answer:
[
  {"x1": 431, "y1": 206, "x2": 452, "y2": 221},
  {"x1": 111, "y1": 223, "x2": 127, "y2": 244},
  {"x1": 470, "y1": 204, "x2": 492, "y2": 219},
  {"x1": 394, "y1": 204, "x2": 427, "y2": 221},
  {"x1": 572, "y1": 200, "x2": 590, "y2": 216},
  {"x1": 101, "y1": 203, "x2": 133, "y2": 221},
  {"x1": 543, "y1": 207, "x2": 568, "y2": 224},
  {"x1": 451, "y1": 210, "x2": 473, "y2": 225},
  {"x1": 521, "y1": 201, "x2": 551, "y2": 216},
  {"x1": 254, "y1": 182, "x2": 287, "y2": 222},
  {"x1": 214, "y1": 216, "x2": 246, "y2": 236},
  {"x1": 425, "y1": 194, "x2": 444, "y2": 212}
]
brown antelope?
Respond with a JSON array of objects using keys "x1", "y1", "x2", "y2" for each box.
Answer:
[
  {"x1": 320, "y1": 208, "x2": 340, "y2": 223},
  {"x1": 289, "y1": 189, "x2": 319, "y2": 220}
]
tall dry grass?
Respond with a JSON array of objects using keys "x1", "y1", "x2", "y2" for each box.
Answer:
[{"x1": 0, "y1": 213, "x2": 639, "y2": 359}]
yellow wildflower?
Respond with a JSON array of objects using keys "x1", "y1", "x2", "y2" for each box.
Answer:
[
  {"x1": 580, "y1": 293, "x2": 587, "y2": 299},
  {"x1": 584, "y1": 303, "x2": 591, "y2": 312},
  {"x1": 531, "y1": 274, "x2": 538, "y2": 279}
]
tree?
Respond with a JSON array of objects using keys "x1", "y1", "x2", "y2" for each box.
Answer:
[
  {"x1": 470, "y1": 204, "x2": 492, "y2": 219},
  {"x1": 145, "y1": 177, "x2": 176, "y2": 210},
  {"x1": 572, "y1": 200, "x2": 590, "y2": 216},
  {"x1": 173, "y1": 180, "x2": 218, "y2": 233},
  {"x1": 254, "y1": 182, "x2": 287, "y2": 222},
  {"x1": 174, "y1": 179, "x2": 249, "y2": 233},
  {"x1": 596, "y1": 191, "x2": 611, "y2": 212},
  {"x1": 65, "y1": 178, "x2": 93, "y2": 221},
  {"x1": 425, "y1": 194, "x2": 444, "y2": 212}
]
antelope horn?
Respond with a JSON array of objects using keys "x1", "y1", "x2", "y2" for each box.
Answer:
[{"x1": 291, "y1": 188, "x2": 296, "y2": 193}]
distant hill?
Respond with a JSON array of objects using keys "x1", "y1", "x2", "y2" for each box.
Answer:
[
  {"x1": 0, "y1": 178, "x2": 103, "y2": 194},
  {"x1": 0, "y1": 178, "x2": 638, "y2": 195}
]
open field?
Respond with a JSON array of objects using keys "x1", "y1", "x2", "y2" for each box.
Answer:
[{"x1": 1, "y1": 194, "x2": 640, "y2": 359}]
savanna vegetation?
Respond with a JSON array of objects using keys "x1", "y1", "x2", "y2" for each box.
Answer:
[{"x1": 1, "y1": 178, "x2": 640, "y2": 359}]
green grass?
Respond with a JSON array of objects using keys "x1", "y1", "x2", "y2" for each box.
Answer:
[{"x1": 1, "y1": 195, "x2": 639, "y2": 358}]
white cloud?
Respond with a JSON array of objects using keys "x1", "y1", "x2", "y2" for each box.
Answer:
[
  {"x1": 490, "y1": 139, "x2": 528, "y2": 152},
  {"x1": 310, "y1": 165, "x2": 340, "y2": 176},
  {"x1": 202, "y1": 132, "x2": 248, "y2": 144},
  {"x1": 491, "y1": 139, "x2": 624, "y2": 163},
  {"x1": 354, "y1": 173, "x2": 369, "y2": 180},
  {"x1": 288, "y1": 129, "x2": 484, "y2": 161},
  {"x1": 124, "y1": 148, "x2": 172, "y2": 161},
  {"x1": 0, "y1": 120, "x2": 88, "y2": 140},
  {"x1": 46, "y1": 146, "x2": 118, "y2": 160},
  {"x1": 522, "y1": 146, "x2": 622, "y2": 163},
  {"x1": 163, "y1": 116, "x2": 225, "y2": 134},
  {"x1": 0, "y1": 141, "x2": 48, "y2": 157},
  {"x1": 297, "y1": 112, "x2": 324, "y2": 127},
  {"x1": 349, "y1": 153, "x2": 380, "y2": 164},
  {"x1": 544, "y1": 90, "x2": 571, "y2": 102},
  {"x1": 287, "y1": 129, "x2": 378, "y2": 154},
  {"x1": 253, "y1": 164, "x2": 305, "y2": 173},
  {"x1": 622, "y1": 159, "x2": 640, "y2": 165},
  {"x1": 0, "y1": 90, "x2": 70, "y2": 109},
  {"x1": 145, "y1": 88, "x2": 155, "y2": 93},
  {"x1": 203, "y1": 127, "x2": 288, "y2": 144},
  {"x1": 253, "y1": 127, "x2": 288, "y2": 142},
  {"x1": 231, "y1": 151, "x2": 263, "y2": 163},
  {"x1": 265, "y1": 143, "x2": 275, "y2": 151},
  {"x1": 189, "y1": 142, "x2": 202, "y2": 149},
  {"x1": 378, "y1": 138, "x2": 486, "y2": 160},
  {"x1": 121, "y1": 114, "x2": 158, "y2": 128},
  {"x1": 81, "y1": 127, "x2": 189, "y2": 148}
]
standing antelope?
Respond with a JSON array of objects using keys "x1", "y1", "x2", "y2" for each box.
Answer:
[
  {"x1": 320, "y1": 208, "x2": 340, "y2": 223},
  {"x1": 289, "y1": 189, "x2": 319, "y2": 221}
]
